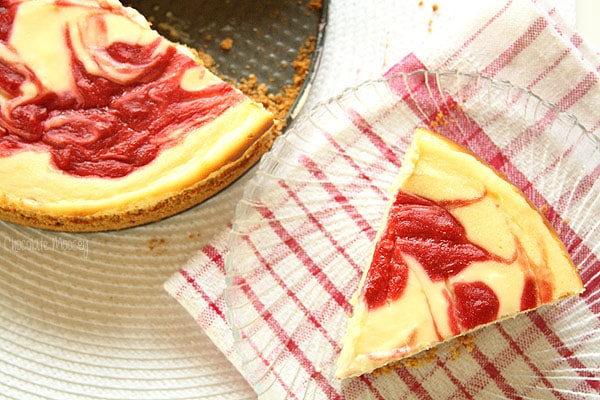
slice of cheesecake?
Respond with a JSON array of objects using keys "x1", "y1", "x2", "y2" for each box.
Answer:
[
  {"x1": 0, "y1": 0, "x2": 273, "y2": 231},
  {"x1": 336, "y1": 127, "x2": 583, "y2": 379}
]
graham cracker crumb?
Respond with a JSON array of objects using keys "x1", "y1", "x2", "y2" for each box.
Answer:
[
  {"x1": 155, "y1": 4, "x2": 320, "y2": 143},
  {"x1": 220, "y1": 37, "x2": 233, "y2": 51},
  {"x1": 429, "y1": 103, "x2": 460, "y2": 129},
  {"x1": 236, "y1": 35, "x2": 317, "y2": 137},
  {"x1": 448, "y1": 335, "x2": 476, "y2": 361},
  {"x1": 148, "y1": 237, "x2": 166, "y2": 252},
  {"x1": 192, "y1": 35, "x2": 316, "y2": 143},
  {"x1": 188, "y1": 232, "x2": 202, "y2": 240},
  {"x1": 367, "y1": 334, "x2": 477, "y2": 376},
  {"x1": 429, "y1": 110, "x2": 448, "y2": 128},
  {"x1": 459, "y1": 335, "x2": 475, "y2": 352},
  {"x1": 401, "y1": 347, "x2": 438, "y2": 368},
  {"x1": 423, "y1": 3, "x2": 439, "y2": 32},
  {"x1": 193, "y1": 49, "x2": 215, "y2": 69},
  {"x1": 370, "y1": 346, "x2": 438, "y2": 376}
]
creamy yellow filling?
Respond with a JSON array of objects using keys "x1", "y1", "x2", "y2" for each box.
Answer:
[
  {"x1": 0, "y1": 0, "x2": 272, "y2": 217},
  {"x1": 336, "y1": 127, "x2": 582, "y2": 379}
]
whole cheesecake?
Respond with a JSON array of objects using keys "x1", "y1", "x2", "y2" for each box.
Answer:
[
  {"x1": 0, "y1": 0, "x2": 273, "y2": 231},
  {"x1": 335, "y1": 127, "x2": 583, "y2": 379}
]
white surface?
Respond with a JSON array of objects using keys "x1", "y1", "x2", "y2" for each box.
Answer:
[
  {"x1": 577, "y1": 0, "x2": 600, "y2": 51},
  {"x1": 0, "y1": 219, "x2": 257, "y2": 399}
]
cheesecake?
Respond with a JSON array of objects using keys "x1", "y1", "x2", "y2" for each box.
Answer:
[
  {"x1": 0, "y1": 0, "x2": 273, "y2": 231},
  {"x1": 335, "y1": 127, "x2": 583, "y2": 379}
]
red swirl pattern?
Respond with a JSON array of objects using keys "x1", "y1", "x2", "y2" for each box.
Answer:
[
  {"x1": 361, "y1": 189, "x2": 552, "y2": 333},
  {"x1": 0, "y1": 1, "x2": 243, "y2": 177}
]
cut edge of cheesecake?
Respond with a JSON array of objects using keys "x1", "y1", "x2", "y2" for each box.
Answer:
[
  {"x1": 0, "y1": 114, "x2": 275, "y2": 232},
  {"x1": 335, "y1": 127, "x2": 584, "y2": 379}
]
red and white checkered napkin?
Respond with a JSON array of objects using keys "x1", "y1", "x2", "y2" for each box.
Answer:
[{"x1": 165, "y1": 1, "x2": 600, "y2": 398}]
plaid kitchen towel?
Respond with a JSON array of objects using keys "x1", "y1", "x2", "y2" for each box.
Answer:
[{"x1": 164, "y1": 0, "x2": 600, "y2": 398}]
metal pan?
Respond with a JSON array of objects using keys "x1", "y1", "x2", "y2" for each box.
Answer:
[{"x1": 127, "y1": 0, "x2": 327, "y2": 123}]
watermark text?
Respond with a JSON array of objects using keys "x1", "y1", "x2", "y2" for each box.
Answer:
[{"x1": 4, "y1": 236, "x2": 89, "y2": 259}]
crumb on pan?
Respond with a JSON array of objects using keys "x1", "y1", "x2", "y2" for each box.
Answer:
[
  {"x1": 220, "y1": 37, "x2": 233, "y2": 51},
  {"x1": 235, "y1": 35, "x2": 317, "y2": 137}
]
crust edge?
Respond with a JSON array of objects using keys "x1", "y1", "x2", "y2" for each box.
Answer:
[{"x1": 0, "y1": 118, "x2": 275, "y2": 232}]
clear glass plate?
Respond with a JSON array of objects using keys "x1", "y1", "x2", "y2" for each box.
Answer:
[{"x1": 225, "y1": 70, "x2": 600, "y2": 399}]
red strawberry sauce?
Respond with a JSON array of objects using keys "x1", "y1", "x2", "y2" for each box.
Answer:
[{"x1": 361, "y1": 190, "x2": 540, "y2": 332}]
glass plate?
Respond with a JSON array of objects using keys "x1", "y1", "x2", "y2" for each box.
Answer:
[{"x1": 225, "y1": 70, "x2": 600, "y2": 399}]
